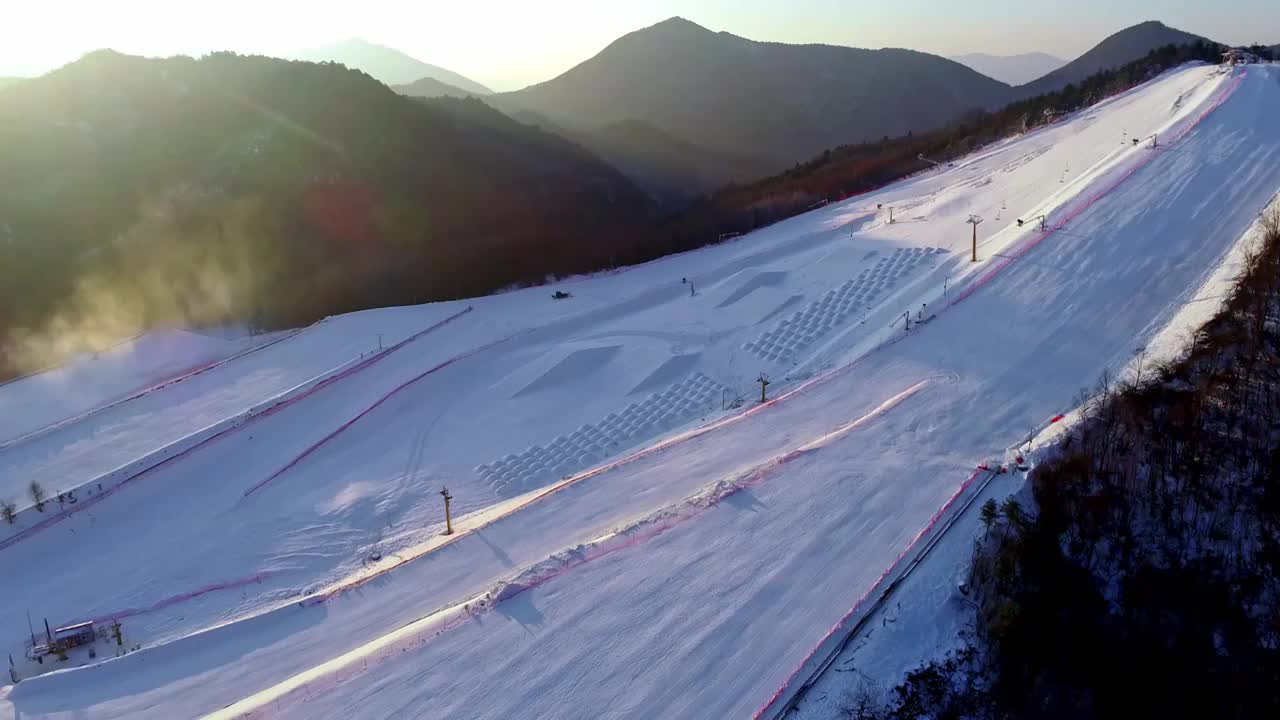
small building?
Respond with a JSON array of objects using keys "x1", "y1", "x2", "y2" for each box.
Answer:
[
  {"x1": 25, "y1": 621, "x2": 97, "y2": 662},
  {"x1": 52, "y1": 622, "x2": 96, "y2": 651}
]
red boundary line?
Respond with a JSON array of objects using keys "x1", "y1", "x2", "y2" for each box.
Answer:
[
  {"x1": 0, "y1": 308, "x2": 473, "y2": 554},
  {"x1": 483, "y1": 384, "x2": 931, "y2": 609},
  {"x1": 245, "y1": 323, "x2": 531, "y2": 497},
  {"x1": 948, "y1": 69, "x2": 1246, "y2": 308},
  {"x1": 232, "y1": 384, "x2": 929, "y2": 717},
  {"x1": 86, "y1": 572, "x2": 273, "y2": 625},
  {"x1": 0, "y1": 325, "x2": 314, "y2": 451},
  {"x1": 0, "y1": 332, "x2": 147, "y2": 390},
  {"x1": 750, "y1": 468, "x2": 984, "y2": 719},
  {"x1": 296, "y1": 366, "x2": 933, "y2": 610}
]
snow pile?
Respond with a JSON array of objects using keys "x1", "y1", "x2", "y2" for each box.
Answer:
[
  {"x1": 746, "y1": 247, "x2": 946, "y2": 363},
  {"x1": 480, "y1": 372, "x2": 727, "y2": 494}
]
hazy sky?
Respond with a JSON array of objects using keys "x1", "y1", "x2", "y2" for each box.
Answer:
[{"x1": 4, "y1": 1, "x2": 1278, "y2": 90}]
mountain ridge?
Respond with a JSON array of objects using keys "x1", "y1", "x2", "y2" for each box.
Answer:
[
  {"x1": 513, "y1": 111, "x2": 778, "y2": 206},
  {"x1": 950, "y1": 51, "x2": 1066, "y2": 85},
  {"x1": 289, "y1": 38, "x2": 493, "y2": 93},
  {"x1": 393, "y1": 75, "x2": 478, "y2": 98},
  {"x1": 1016, "y1": 21, "x2": 1214, "y2": 96},
  {"x1": 497, "y1": 16, "x2": 1012, "y2": 173}
]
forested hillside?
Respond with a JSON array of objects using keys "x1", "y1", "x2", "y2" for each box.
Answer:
[
  {"x1": 498, "y1": 17, "x2": 1012, "y2": 171},
  {"x1": 0, "y1": 51, "x2": 651, "y2": 374},
  {"x1": 510, "y1": 112, "x2": 778, "y2": 207},
  {"x1": 625, "y1": 41, "x2": 1226, "y2": 272},
  {"x1": 856, "y1": 209, "x2": 1280, "y2": 720},
  {"x1": 288, "y1": 38, "x2": 493, "y2": 93},
  {"x1": 393, "y1": 75, "x2": 479, "y2": 98},
  {"x1": 1016, "y1": 21, "x2": 1211, "y2": 97}
]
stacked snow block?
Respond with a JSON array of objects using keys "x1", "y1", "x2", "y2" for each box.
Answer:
[
  {"x1": 744, "y1": 247, "x2": 945, "y2": 363},
  {"x1": 478, "y1": 373, "x2": 726, "y2": 494}
]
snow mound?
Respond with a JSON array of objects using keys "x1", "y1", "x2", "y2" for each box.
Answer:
[
  {"x1": 715, "y1": 270, "x2": 789, "y2": 308},
  {"x1": 757, "y1": 294, "x2": 806, "y2": 327},
  {"x1": 744, "y1": 247, "x2": 945, "y2": 362},
  {"x1": 629, "y1": 353, "x2": 702, "y2": 395},
  {"x1": 512, "y1": 345, "x2": 621, "y2": 397},
  {"x1": 478, "y1": 373, "x2": 726, "y2": 494}
]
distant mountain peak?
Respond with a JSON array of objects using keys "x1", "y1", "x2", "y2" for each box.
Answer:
[
  {"x1": 1015, "y1": 20, "x2": 1216, "y2": 94},
  {"x1": 287, "y1": 39, "x2": 493, "y2": 94},
  {"x1": 393, "y1": 75, "x2": 477, "y2": 99},
  {"x1": 950, "y1": 51, "x2": 1066, "y2": 86},
  {"x1": 1099, "y1": 20, "x2": 1205, "y2": 47},
  {"x1": 337, "y1": 37, "x2": 381, "y2": 48},
  {"x1": 650, "y1": 16, "x2": 706, "y2": 31},
  {"x1": 499, "y1": 19, "x2": 1012, "y2": 170},
  {"x1": 629, "y1": 16, "x2": 716, "y2": 41}
]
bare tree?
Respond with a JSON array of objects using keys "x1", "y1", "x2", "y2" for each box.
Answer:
[{"x1": 29, "y1": 481, "x2": 45, "y2": 512}]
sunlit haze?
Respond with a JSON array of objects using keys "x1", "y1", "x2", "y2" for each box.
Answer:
[{"x1": 5, "y1": 0, "x2": 1277, "y2": 90}]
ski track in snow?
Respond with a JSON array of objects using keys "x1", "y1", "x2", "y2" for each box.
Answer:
[
  {"x1": 0, "y1": 307, "x2": 473, "y2": 548},
  {"x1": 207, "y1": 380, "x2": 934, "y2": 720}
]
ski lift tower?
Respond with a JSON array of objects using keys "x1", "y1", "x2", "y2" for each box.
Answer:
[
  {"x1": 439, "y1": 487, "x2": 454, "y2": 535},
  {"x1": 967, "y1": 215, "x2": 984, "y2": 262}
]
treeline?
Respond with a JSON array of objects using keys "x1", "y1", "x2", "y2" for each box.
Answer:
[
  {"x1": 1249, "y1": 43, "x2": 1277, "y2": 61},
  {"x1": 842, "y1": 210, "x2": 1280, "y2": 719}
]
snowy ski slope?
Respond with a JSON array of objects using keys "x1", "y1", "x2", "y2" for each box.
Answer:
[
  {"x1": 2, "y1": 62, "x2": 1278, "y2": 719},
  {"x1": 0, "y1": 329, "x2": 270, "y2": 445}
]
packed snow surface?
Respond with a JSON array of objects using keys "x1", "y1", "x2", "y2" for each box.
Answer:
[{"x1": 2, "y1": 63, "x2": 1279, "y2": 719}]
